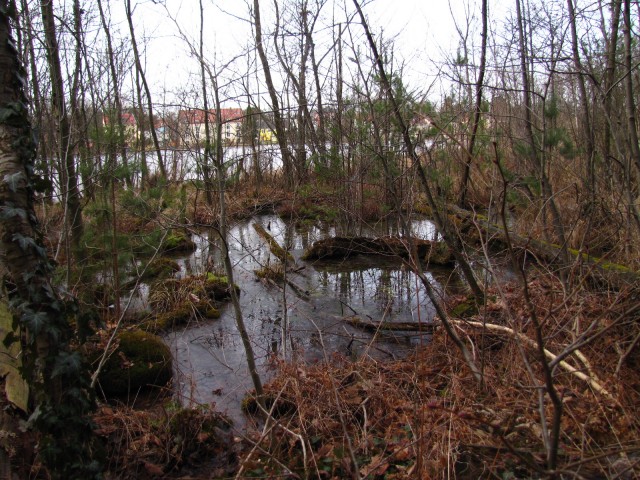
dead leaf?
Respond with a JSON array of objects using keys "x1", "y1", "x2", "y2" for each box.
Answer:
[
  {"x1": 360, "y1": 454, "x2": 389, "y2": 477},
  {"x1": 143, "y1": 460, "x2": 164, "y2": 476}
]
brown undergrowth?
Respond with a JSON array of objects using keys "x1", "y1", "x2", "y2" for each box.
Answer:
[
  {"x1": 93, "y1": 400, "x2": 239, "y2": 479},
  {"x1": 237, "y1": 274, "x2": 640, "y2": 479}
]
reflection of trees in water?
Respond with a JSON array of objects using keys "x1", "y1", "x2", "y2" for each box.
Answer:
[{"x1": 317, "y1": 265, "x2": 436, "y2": 322}]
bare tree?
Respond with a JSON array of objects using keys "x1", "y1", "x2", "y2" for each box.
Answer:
[
  {"x1": 567, "y1": 0, "x2": 596, "y2": 203},
  {"x1": 514, "y1": 0, "x2": 568, "y2": 263},
  {"x1": 96, "y1": 0, "x2": 131, "y2": 186},
  {"x1": 253, "y1": 0, "x2": 295, "y2": 186},
  {"x1": 125, "y1": 0, "x2": 167, "y2": 181},
  {"x1": 458, "y1": 0, "x2": 487, "y2": 208},
  {"x1": 351, "y1": 0, "x2": 484, "y2": 384},
  {"x1": 40, "y1": 0, "x2": 84, "y2": 258}
]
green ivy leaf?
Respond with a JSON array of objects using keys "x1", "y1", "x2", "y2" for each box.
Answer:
[
  {"x1": 22, "y1": 311, "x2": 48, "y2": 335},
  {"x1": 52, "y1": 351, "x2": 82, "y2": 379},
  {"x1": 12, "y1": 233, "x2": 37, "y2": 252},
  {"x1": 0, "y1": 300, "x2": 28, "y2": 412},
  {"x1": 0, "y1": 104, "x2": 19, "y2": 123},
  {"x1": 0, "y1": 205, "x2": 27, "y2": 221},
  {"x1": 4, "y1": 171, "x2": 25, "y2": 192}
]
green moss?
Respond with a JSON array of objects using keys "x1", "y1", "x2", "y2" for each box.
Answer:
[
  {"x1": 98, "y1": 329, "x2": 172, "y2": 397},
  {"x1": 254, "y1": 264, "x2": 285, "y2": 281},
  {"x1": 205, "y1": 273, "x2": 239, "y2": 300},
  {"x1": 253, "y1": 223, "x2": 295, "y2": 264},
  {"x1": 424, "y1": 243, "x2": 455, "y2": 266},
  {"x1": 564, "y1": 248, "x2": 637, "y2": 274},
  {"x1": 143, "y1": 300, "x2": 221, "y2": 333},
  {"x1": 144, "y1": 304, "x2": 192, "y2": 332},
  {"x1": 206, "y1": 272, "x2": 228, "y2": 283},
  {"x1": 162, "y1": 230, "x2": 196, "y2": 253}
]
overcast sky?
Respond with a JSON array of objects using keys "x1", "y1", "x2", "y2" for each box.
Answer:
[{"x1": 104, "y1": 0, "x2": 507, "y2": 107}]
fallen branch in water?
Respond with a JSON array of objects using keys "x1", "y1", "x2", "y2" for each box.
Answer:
[
  {"x1": 342, "y1": 315, "x2": 437, "y2": 333},
  {"x1": 451, "y1": 319, "x2": 614, "y2": 400},
  {"x1": 253, "y1": 222, "x2": 296, "y2": 266},
  {"x1": 340, "y1": 315, "x2": 613, "y2": 399}
]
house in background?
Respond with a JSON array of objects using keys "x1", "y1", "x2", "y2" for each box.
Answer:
[
  {"x1": 177, "y1": 108, "x2": 244, "y2": 147},
  {"x1": 218, "y1": 108, "x2": 244, "y2": 145},
  {"x1": 177, "y1": 109, "x2": 215, "y2": 147},
  {"x1": 100, "y1": 111, "x2": 139, "y2": 147}
]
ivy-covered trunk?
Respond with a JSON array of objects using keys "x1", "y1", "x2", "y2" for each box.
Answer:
[{"x1": 0, "y1": 3, "x2": 100, "y2": 478}]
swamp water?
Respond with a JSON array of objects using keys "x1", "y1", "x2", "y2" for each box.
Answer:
[{"x1": 128, "y1": 215, "x2": 462, "y2": 428}]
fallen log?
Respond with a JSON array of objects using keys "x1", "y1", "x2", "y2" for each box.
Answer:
[
  {"x1": 253, "y1": 222, "x2": 296, "y2": 266},
  {"x1": 302, "y1": 236, "x2": 454, "y2": 265},
  {"x1": 343, "y1": 315, "x2": 438, "y2": 333},
  {"x1": 452, "y1": 319, "x2": 613, "y2": 399},
  {"x1": 444, "y1": 204, "x2": 640, "y2": 288},
  {"x1": 342, "y1": 314, "x2": 612, "y2": 399}
]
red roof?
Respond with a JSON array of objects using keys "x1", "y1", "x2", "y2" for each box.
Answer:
[
  {"x1": 218, "y1": 108, "x2": 244, "y2": 123},
  {"x1": 121, "y1": 112, "x2": 136, "y2": 126},
  {"x1": 178, "y1": 108, "x2": 243, "y2": 125},
  {"x1": 178, "y1": 109, "x2": 214, "y2": 125},
  {"x1": 102, "y1": 112, "x2": 137, "y2": 127}
]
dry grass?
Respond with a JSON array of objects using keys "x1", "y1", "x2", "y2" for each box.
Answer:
[{"x1": 93, "y1": 401, "x2": 237, "y2": 479}]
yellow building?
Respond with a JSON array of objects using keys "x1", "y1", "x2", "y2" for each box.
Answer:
[{"x1": 259, "y1": 128, "x2": 276, "y2": 143}]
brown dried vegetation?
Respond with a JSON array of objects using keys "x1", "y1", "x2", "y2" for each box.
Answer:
[{"x1": 237, "y1": 274, "x2": 640, "y2": 479}]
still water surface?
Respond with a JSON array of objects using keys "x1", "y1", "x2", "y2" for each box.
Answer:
[{"x1": 141, "y1": 215, "x2": 460, "y2": 427}]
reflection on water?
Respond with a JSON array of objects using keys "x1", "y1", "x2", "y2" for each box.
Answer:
[{"x1": 162, "y1": 214, "x2": 457, "y2": 428}]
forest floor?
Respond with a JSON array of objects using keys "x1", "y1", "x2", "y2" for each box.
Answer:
[
  {"x1": 4, "y1": 182, "x2": 640, "y2": 479},
  {"x1": 89, "y1": 271, "x2": 640, "y2": 479}
]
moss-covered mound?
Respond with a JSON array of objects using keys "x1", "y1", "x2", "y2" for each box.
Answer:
[
  {"x1": 142, "y1": 257, "x2": 181, "y2": 280},
  {"x1": 161, "y1": 230, "x2": 196, "y2": 254},
  {"x1": 276, "y1": 198, "x2": 338, "y2": 222},
  {"x1": 98, "y1": 329, "x2": 172, "y2": 397},
  {"x1": 140, "y1": 274, "x2": 235, "y2": 333},
  {"x1": 142, "y1": 301, "x2": 220, "y2": 333},
  {"x1": 203, "y1": 272, "x2": 240, "y2": 300},
  {"x1": 302, "y1": 236, "x2": 454, "y2": 265},
  {"x1": 122, "y1": 257, "x2": 181, "y2": 290},
  {"x1": 149, "y1": 274, "x2": 238, "y2": 312}
]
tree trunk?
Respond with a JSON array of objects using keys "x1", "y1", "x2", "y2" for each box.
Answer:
[
  {"x1": 515, "y1": 0, "x2": 568, "y2": 263},
  {"x1": 623, "y1": 0, "x2": 640, "y2": 175},
  {"x1": 198, "y1": 0, "x2": 214, "y2": 207},
  {"x1": 352, "y1": 0, "x2": 483, "y2": 385},
  {"x1": 602, "y1": 0, "x2": 621, "y2": 182},
  {"x1": 20, "y1": 0, "x2": 50, "y2": 193},
  {"x1": 125, "y1": 0, "x2": 167, "y2": 181},
  {"x1": 0, "y1": 4, "x2": 99, "y2": 476},
  {"x1": 40, "y1": 0, "x2": 84, "y2": 257},
  {"x1": 96, "y1": 0, "x2": 131, "y2": 187},
  {"x1": 458, "y1": 0, "x2": 487, "y2": 208},
  {"x1": 253, "y1": 0, "x2": 295, "y2": 187},
  {"x1": 351, "y1": 0, "x2": 484, "y2": 300},
  {"x1": 209, "y1": 58, "x2": 265, "y2": 403},
  {"x1": 567, "y1": 0, "x2": 596, "y2": 203}
]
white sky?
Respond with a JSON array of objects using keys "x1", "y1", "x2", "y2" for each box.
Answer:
[{"x1": 103, "y1": 0, "x2": 508, "y2": 107}]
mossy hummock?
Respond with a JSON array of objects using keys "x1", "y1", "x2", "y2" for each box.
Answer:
[
  {"x1": 302, "y1": 236, "x2": 454, "y2": 266},
  {"x1": 97, "y1": 329, "x2": 172, "y2": 396}
]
